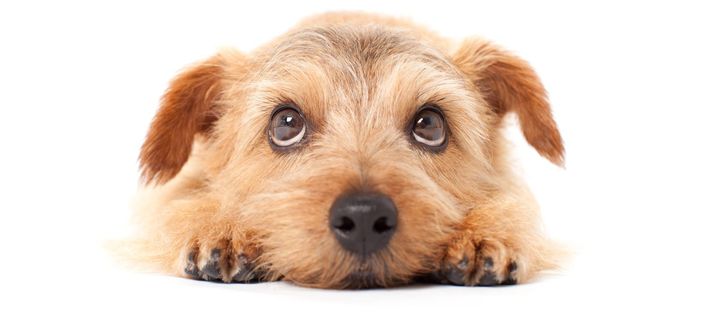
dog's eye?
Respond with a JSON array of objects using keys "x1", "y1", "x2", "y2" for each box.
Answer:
[
  {"x1": 269, "y1": 107, "x2": 306, "y2": 147},
  {"x1": 412, "y1": 107, "x2": 446, "y2": 148}
]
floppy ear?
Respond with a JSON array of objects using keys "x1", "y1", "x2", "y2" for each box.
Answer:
[
  {"x1": 453, "y1": 38, "x2": 565, "y2": 166},
  {"x1": 139, "y1": 55, "x2": 226, "y2": 184}
]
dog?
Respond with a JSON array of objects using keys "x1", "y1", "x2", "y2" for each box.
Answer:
[{"x1": 127, "y1": 12, "x2": 564, "y2": 289}]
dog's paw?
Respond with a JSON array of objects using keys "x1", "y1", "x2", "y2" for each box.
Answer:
[
  {"x1": 439, "y1": 236, "x2": 519, "y2": 286},
  {"x1": 183, "y1": 237, "x2": 263, "y2": 283}
]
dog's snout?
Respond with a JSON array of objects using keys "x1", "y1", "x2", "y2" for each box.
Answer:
[{"x1": 329, "y1": 192, "x2": 397, "y2": 257}]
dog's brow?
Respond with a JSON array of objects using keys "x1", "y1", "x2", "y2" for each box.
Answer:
[
  {"x1": 264, "y1": 26, "x2": 454, "y2": 74},
  {"x1": 255, "y1": 26, "x2": 461, "y2": 117}
]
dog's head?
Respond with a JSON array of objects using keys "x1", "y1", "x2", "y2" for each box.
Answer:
[{"x1": 139, "y1": 17, "x2": 563, "y2": 288}]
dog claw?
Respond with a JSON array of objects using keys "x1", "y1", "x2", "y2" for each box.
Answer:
[
  {"x1": 483, "y1": 256, "x2": 494, "y2": 269},
  {"x1": 231, "y1": 253, "x2": 258, "y2": 283},
  {"x1": 184, "y1": 250, "x2": 200, "y2": 279},
  {"x1": 501, "y1": 261, "x2": 518, "y2": 285},
  {"x1": 200, "y1": 248, "x2": 223, "y2": 280},
  {"x1": 476, "y1": 256, "x2": 499, "y2": 286},
  {"x1": 441, "y1": 256, "x2": 468, "y2": 285},
  {"x1": 477, "y1": 271, "x2": 499, "y2": 286},
  {"x1": 443, "y1": 264, "x2": 466, "y2": 285}
]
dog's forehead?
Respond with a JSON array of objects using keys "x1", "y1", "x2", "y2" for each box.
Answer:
[
  {"x1": 272, "y1": 26, "x2": 437, "y2": 61},
  {"x1": 265, "y1": 26, "x2": 455, "y2": 83},
  {"x1": 249, "y1": 26, "x2": 471, "y2": 124}
]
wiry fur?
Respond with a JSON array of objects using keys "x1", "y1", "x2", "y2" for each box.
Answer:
[{"x1": 123, "y1": 12, "x2": 564, "y2": 289}]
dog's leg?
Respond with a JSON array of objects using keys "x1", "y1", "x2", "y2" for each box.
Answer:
[
  {"x1": 437, "y1": 189, "x2": 557, "y2": 286},
  {"x1": 181, "y1": 220, "x2": 265, "y2": 283},
  {"x1": 134, "y1": 182, "x2": 267, "y2": 283}
]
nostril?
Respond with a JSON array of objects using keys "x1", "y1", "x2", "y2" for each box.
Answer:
[
  {"x1": 334, "y1": 216, "x2": 355, "y2": 232},
  {"x1": 373, "y1": 216, "x2": 394, "y2": 234}
]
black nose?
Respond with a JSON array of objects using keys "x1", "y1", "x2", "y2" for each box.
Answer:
[{"x1": 329, "y1": 192, "x2": 398, "y2": 257}]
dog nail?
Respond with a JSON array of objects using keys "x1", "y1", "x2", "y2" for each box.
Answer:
[
  {"x1": 232, "y1": 253, "x2": 255, "y2": 283},
  {"x1": 210, "y1": 248, "x2": 222, "y2": 260},
  {"x1": 501, "y1": 277, "x2": 518, "y2": 285},
  {"x1": 184, "y1": 250, "x2": 200, "y2": 278},
  {"x1": 508, "y1": 261, "x2": 518, "y2": 273},
  {"x1": 443, "y1": 263, "x2": 466, "y2": 286},
  {"x1": 188, "y1": 250, "x2": 197, "y2": 263},
  {"x1": 477, "y1": 271, "x2": 499, "y2": 286},
  {"x1": 456, "y1": 256, "x2": 469, "y2": 270},
  {"x1": 483, "y1": 256, "x2": 494, "y2": 270},
  {"x1": 501, "y1": 261, "x2": 518, "y2": 285},
  {"x1": 232, "y1": 269, "x2": 252, "y2": 282},
  {"x1": 200, "y1": 248, "x2": 223, "y2": 281}
]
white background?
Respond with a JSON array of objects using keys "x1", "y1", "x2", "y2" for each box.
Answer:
[{"x1": 1, "y1": 1, "x2": 709, "y2": 314}]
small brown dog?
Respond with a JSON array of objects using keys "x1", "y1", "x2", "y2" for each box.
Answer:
[{"x1": 128, "y1": 12, "x2": 564, "y2": 289}]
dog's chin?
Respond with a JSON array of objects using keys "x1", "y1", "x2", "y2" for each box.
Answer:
[
  {"x1": 343, "y1": 270, "x2": 380, "y2": 289},
  {"x1": 339, "y1": 261, "x2": 409, "y2": 289},
  {"x1": 343, "y1": 271, "x2": 416, "y2": 289}
]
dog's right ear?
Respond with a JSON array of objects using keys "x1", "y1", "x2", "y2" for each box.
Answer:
[{"x1": 139, "y1": 54, "x2": 232, "y2": 184}]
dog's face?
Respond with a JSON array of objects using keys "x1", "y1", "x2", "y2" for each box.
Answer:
[{"x1": 139, "y1": 23, "x2": 563, "y2": 288}]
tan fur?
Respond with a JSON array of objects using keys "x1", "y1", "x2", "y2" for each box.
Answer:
[{"x1": 125, "y1": 12, "x2": 564, "y2": 288}]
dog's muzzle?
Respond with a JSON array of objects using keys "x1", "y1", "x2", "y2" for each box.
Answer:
[{"x1": 329, "y1": 192, "x2": 398, "y2": 257}]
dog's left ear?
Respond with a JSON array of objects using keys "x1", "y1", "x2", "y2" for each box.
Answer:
[{"x1": 453, "y1": 38, "x2": 565, "y2": 166}]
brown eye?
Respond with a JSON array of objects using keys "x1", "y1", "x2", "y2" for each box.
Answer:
[
  {"x1": 269, "y1": 106, "x2": 306, "y2": 148},
  {"x1": 412, "y1": 107, "x2": 446, "y2": 147}
]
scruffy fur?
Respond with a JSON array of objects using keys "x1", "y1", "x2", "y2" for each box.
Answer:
[{"x1": 126, "y1": 12, "x2": 564, "y2": 289}]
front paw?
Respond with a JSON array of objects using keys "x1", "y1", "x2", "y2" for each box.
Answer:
[
  {"x1": 183, "y1": 237, "x2": 264, "y2": 283},
  {"x1": 439, "y1": 236, "x2": 519, "y2": 286}
]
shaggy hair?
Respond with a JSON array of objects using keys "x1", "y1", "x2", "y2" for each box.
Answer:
[{"x1": 124, "y1": 12, "x2": 564, "y2": 289}]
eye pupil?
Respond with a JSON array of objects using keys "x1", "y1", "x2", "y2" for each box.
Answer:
[
  {"x1": 270, "y1": 106, "x2": 306, "y2": 148},
  {"x1": 416, "y1": 116, "x2": 432, "y2": 129}
]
